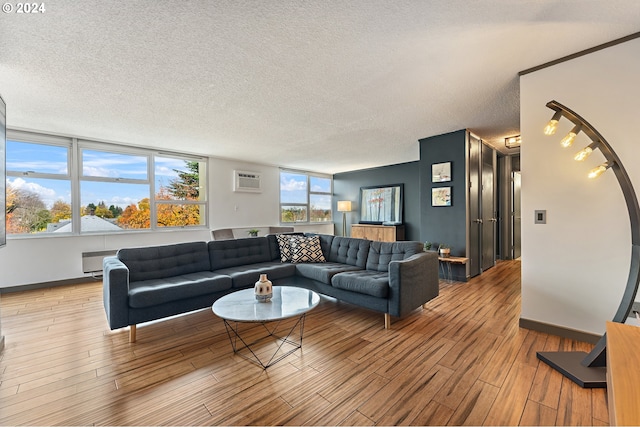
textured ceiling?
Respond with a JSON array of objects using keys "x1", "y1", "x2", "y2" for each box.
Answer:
[{"x1": 1, "y1": 1, "x2": 639, "y2": 173}]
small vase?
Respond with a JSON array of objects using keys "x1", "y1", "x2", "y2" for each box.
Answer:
[{"x1": 254, "y1": 274, "x2": 273, "y2": 303}]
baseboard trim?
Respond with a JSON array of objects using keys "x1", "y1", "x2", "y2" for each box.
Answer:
[
  {"x1": 0, "y1": 276, "x2": 99, "y2": 294},
  {"x1": 519, "y1": 317, "x2": 602, "y2": 344}
]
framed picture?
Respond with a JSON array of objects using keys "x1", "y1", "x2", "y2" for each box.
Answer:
[
  {"x1": 432, "y1": 187, "x2": 452, "y2": 207},
  {"x1": 432, "y1": 162, "x2": 451, "y2": 182},
  {"x1": 359, "y1": 183, "x2": 403, "y2": 224}
]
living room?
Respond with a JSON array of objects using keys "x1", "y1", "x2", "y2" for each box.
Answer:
[{"x1": 1, "y1": 2, "x2": 640, "y2": 425}]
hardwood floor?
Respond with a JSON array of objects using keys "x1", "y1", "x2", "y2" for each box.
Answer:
[{"x1": 0, "y1": 259, "x2": 608, "y2": 426}]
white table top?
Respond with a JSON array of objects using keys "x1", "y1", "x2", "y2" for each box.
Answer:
[{"x1": 212, "y1": 286, "x2": 320, "y2": 323}]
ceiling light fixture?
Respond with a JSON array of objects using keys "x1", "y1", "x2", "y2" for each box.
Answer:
[{"x1": 504, "y1": 135, "x2": 521, "y2": 149}]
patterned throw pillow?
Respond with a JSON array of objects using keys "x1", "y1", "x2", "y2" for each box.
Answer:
[
  {"x1": 290, "y1": 236, "x2": 326, "y2": 263},
  {"x1": 276, "y1": 234, "x2": 303, "y2": 262}
]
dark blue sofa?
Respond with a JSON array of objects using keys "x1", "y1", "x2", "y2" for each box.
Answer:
[{"x1": 102, "y1": 234, "x2": 439, "y2": 342}]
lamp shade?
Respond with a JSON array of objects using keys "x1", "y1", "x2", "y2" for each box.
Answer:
[{"x1": 337, "y1": 201, "x2": 352, "y2": 212}]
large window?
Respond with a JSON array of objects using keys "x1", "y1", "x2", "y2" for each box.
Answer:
[
  {"x1": 5, "y1": 131, "x2": 208, "y2": 235},
  {"x1": 6, "y1": 137, "x2": 72, "y2": 234},
  {"x1": 280, "y1": 170, "x2": 332, "y2": 223}
]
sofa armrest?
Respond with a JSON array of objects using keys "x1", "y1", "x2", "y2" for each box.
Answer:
[
  {"x1": 102, "y1": 256, "x2": 130, "y2": 330},
  {"x1": 388, "y1": 251, "x2": 439, "y2": 317}
]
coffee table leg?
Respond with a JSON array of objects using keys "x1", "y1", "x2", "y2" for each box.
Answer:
[{"x1": 221, "y1": 314, "x2": 307, "y2": 369}]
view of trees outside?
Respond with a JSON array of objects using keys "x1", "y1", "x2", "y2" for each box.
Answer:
[
  {"x1": 280, "y1": 172, "x2": 331, "y2": 223},
  {"x1": 6, "y1": 155, "x2": 203, "y2": 233}
]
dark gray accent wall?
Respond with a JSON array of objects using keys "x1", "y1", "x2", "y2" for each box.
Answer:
[
  {"x1": 419, "y1": 130, "x2": 469, "y2": 281},
  {"x1": 333, "y1": 161, "x2": 420, "y2": 241},
  {"x1": 419, "y1": 130, "x2": 467, "y2": 255}
]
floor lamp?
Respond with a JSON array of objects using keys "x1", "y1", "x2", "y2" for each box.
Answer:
[
  {"x1": 536, "y1": 100, "x2": 640, "y2": 388},
  {"x1": 337, "y1": 201, "x2": 352, "y2": 236}
]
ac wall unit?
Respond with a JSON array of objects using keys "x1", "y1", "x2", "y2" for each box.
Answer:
[{"x1": 234, "y1": 170, "x2": 262, "y2": 193}]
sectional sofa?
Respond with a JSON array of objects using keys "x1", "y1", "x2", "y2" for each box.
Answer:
[{"x1": 103, "y1": 233, "x2": 439, "y2": 342}]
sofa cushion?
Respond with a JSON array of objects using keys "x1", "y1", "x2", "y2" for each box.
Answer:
[
  {"x1": 291, "y1": 236, "x2": 326, "y2": 263},
  {"x1": 327, "y1": 237, "x2": 370, "y2": 268},
  {"x1": 208, "y1": 238, "x2": 271, "y2": 270},
  {"x1": 276, "y1": 234, "x2": 305, "y2": 262},
  {"x1": 366, "y1": 241, "x2": 424, "y2": 272},
  {"x1": 128, "y1": 272, "x2": 232, "y2": 308},
  {"x1": 213, "y1": 262, "x2": 296, "y2": 288},
  {"x1": 295, "y1": 262, "x2": 363, "y2": 285},
  {"x1": 331, "y1": 270, "x2": 390, "y2": 298},
  {"x1": 118, "y1": 241, "x2": 211, "y2": 283}
]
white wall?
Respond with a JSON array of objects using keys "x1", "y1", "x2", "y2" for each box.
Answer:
[
  {"x1": 0, "y1": 156, "x2": 332, "y2": 288},
  {"x1": 520, "y1": 37, "x2": 640, "y2": 334}
]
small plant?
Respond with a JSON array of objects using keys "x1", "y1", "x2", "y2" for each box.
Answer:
[
  {"x1": 438, "y1": 243, "x2": 451, "y2": 257},
  {"x1": 424, "y1": 241, "x2": 432, "y2": 251},
  {"x1": 248, "y1": 229, "x2": 260, "y2": 237}
]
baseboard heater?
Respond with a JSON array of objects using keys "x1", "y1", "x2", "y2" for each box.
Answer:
[{"x1": 82, "y1": 250, "x2": 117, "y2": 274}]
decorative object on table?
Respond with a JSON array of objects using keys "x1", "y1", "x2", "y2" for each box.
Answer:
[
  {"x1": 438, "y1": 244, "x2": 450, "y2": 258},
  {"x1": 432, "y1": 187, "x2": 452, "y2": 207},
  {"x1": 424, "y1": 241, "x2": 432, "y2": 251},
  {"x1": 359, "y1": 184, "x2": 403, "y2": 225},
  {"x1": 254, "y1": 274, "x2": 273, "y2": 302},
  {"x1": 536, "y1": 100, "x2": 640, "y2": 388},
  {"x1": 432, "y1": 162, "x2": 452, "y2": 182},
  {"x1": 337, "y1": 200, "x2": 352, "y2": 236},
  {"x1": 247, "y1": 229, "x2": 260, "y2": 237}
]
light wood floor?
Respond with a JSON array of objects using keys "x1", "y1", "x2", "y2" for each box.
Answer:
[{"x1": 0, "y1": 259, "x2": 608, "y2": 426}]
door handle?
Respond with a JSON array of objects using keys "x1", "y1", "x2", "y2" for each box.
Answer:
[{"x1": 473, "y1": 219, "x2": 483, "y2": 224}]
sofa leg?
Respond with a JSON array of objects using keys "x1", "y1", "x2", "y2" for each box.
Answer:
[
  {"x1": 384, "y1": 313, "x2": 391, "y2": 329},
  {"x1": 129, "y1": 324, "x2": 137, "y2": 343}
]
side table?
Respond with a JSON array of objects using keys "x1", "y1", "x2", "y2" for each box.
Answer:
[{"x1": 438, "y1": 256, "x2": 469, "y2": 282}]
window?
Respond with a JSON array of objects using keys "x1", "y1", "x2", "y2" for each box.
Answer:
[
  {"x1": 154, "y1": 156, "x2": 207, "y2": 228},
  {"x1": 6, "y1": 137, "x2": 72, "y2": 234},
  {"x1": 280, "y1": 170, "x2": 332, "y2": 223},
  {"x1": 5, "y1": 130, "x2": 208, "y2": 236},
  {"x1": 80, "y1": 147, "x2": 151, "y2": 231}
]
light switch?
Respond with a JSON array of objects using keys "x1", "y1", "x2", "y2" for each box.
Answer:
[{"x1": 534, "y1": 210, "x2": 546, "y2": 224}]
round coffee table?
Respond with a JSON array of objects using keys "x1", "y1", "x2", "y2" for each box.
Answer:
[{"x1": 212, "y1": 286, "x2": 320, "y2": 369}]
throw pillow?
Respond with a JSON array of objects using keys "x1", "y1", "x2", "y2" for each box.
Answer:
[
  {"x1": 276, "y1": 234, "x2": 303, "y2": 262},
  {"x1": 291, "y1": 236, "x2": 326, "y2": 263}
]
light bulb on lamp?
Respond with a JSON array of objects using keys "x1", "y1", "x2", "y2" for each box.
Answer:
[
  {"x1": 560, "y1": 124, "x2": 582, "y2": 148},
  {"x1": 588, "y1": 162, "x2": 611, "y2": 179},
  {"x1": 574, "y1": 141, "x2": 600, "y2": 162},
  {"x1": 543, "y1": 111, "x2": 563, "y2": 135}
]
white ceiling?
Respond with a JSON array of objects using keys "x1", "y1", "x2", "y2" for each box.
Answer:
[{"x1": 1, "y1": 1, "x2": 639, "y2": 174}]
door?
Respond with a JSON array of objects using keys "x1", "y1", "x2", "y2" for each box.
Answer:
[
  {"x1": 468, "y1": 134, "x2": 482, "y2": 277},
  {"x1": 481, "y1": 144, "x2": 496, "y2": 271},
  {"x1": 512, "y1": 171, "x2": 522, "y2": 259}
]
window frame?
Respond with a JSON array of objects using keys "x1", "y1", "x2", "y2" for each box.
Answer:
[
  {"x1": 279, "y1": 169, "x2": 333, "y2": 224},
  {"x1": 5, "y1": 130, "x2": 209, "y2": 237}
]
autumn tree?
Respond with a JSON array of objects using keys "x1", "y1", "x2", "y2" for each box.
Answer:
[
  {"x1": 5, "y1": 186, "x2": 48, "y2": 233},
  {"x1": 50, "y1": 201, "x2": 72, "y2": 223},
  {"x1": 118, "y1": 198, "x2": 151, "y2": 229},
  {"x1": 117, "y1": 161, "x2": 201, "y2": 228}
]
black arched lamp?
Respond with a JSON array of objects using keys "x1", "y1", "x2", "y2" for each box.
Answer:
[{"x1": 536, "y1": 100, "x2": 640, "y2": 388}]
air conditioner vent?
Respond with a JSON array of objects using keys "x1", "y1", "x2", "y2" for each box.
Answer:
[{"x1": 234, "y1": 170, "x2": 262, "y2": 193}]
